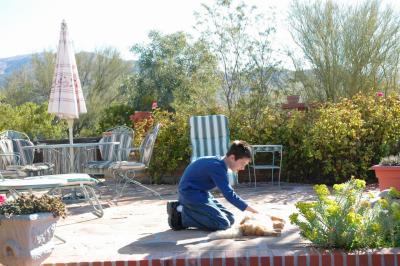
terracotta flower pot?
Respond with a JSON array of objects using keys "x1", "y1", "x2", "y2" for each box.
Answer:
[{"x1": 371, "y1": 165, "x2": 400, "y2": 191}]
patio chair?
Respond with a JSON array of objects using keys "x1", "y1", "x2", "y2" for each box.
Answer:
[
  {"x1": 189, "y1": 115, "x2": 238, "y2": 186},
  {"x1": 0, "y1": 130, "x2": 30, "y2": 140},
  {"x1": 110, "y1": 123, "x2": 161, "y2": 198},
  {"x1": 84, "y1": 125, "x2": 134, "y2": 177},
  {"x1": 0, "y1": 135, "x2": 53, "y2": 178}
]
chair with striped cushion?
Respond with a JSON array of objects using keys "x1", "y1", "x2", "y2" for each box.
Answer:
[
  {"x1": 189, "y1": 115, "x2": 238, "y2": 186},
  {"x1": 84, "y1": 125, "x2": 134, "y2": 176},
  {"x1": 0, "y1": 130, "x2": 30, "y2": 141},
  {"x1": 0, "y1": 134, "x2": 53, "y2": 177}
]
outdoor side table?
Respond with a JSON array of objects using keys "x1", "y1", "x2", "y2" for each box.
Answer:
[
  {"x1": 109, "y1": 161, "x2": 162, "y2": 199},
  {"x1": 248, "y1": 144, "x2": 283, "y2": 188}
]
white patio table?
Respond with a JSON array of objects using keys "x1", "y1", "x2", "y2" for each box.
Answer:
[{"x1": 23, "y1": 142, "x2": 120, "y2": 174}]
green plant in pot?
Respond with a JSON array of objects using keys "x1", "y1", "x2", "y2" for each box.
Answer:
[
  {"x1": 372, "y1": 153, "x2": 400, "y2": 191},
  {"x1": 0, "y1": 194, "x2": 66, "y2": 266}
]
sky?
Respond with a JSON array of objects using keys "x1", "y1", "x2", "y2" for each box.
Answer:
[
  {"x1": 0, "y1": 0, "x2": 291, "y2": 60},
  {"x1": 1, "y1": 0, "x2": 399, "y2": 62}
]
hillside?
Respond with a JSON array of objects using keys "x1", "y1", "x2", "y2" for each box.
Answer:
[
  {"x1": 0, "y1": 54, "x2": 290, "y2": 90},
  {"x1": 0, "y1": 54, "x2": 32, "y2": 86}
]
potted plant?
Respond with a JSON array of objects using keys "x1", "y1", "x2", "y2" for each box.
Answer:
[
  {"x1": 372, "y1": 154, "x2": 400, "y2": 191},
  {"x1": 0, "y1": 194, "x2": 66, "y2": 266}
]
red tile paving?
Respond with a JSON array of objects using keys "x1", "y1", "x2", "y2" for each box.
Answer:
[{"x1": 35, "y1": 182, "x2": 400, "y2": 266}]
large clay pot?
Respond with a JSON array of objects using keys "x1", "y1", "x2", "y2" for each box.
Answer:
[
  {"x1": 0, "y1": 213, "x2": 59, "y2": 266},
  {"x1": 371, "y1": 165, "x2": 400, "y2": 191}
]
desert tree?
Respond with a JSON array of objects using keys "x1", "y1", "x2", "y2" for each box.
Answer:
[
  {"x1": 195, "y1": 0, "x2": 279, "y2": 115},
  {"x1": 289, "y1": 0, "x2": 400, "y2": 102}
]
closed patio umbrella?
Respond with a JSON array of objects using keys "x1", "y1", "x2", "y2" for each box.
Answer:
[{"x1": 48, "y1": 20, "x2": 87, "y2": 170}]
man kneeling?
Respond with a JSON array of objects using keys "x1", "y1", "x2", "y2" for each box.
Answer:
[{"x1": 167, "y1": 140, "x2": 258, "y2": 231}]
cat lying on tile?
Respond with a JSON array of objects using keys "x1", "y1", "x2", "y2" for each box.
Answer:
[{"x1": 208, "y1": 214, "x2": 285, "y2": 239}]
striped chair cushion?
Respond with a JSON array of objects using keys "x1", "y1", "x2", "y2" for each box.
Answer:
[
  {"x1": 12, "y1": 139, "x2": 35, "y2": 165},
  {"x1": 189, "y1": 115, "x2": 230, "y2": 162},
  {"x1": 85, "y1": 160, "x2": 116, "y2": 170},
  {"x1": 99, "y1": 132, "x2": 132, "y2": 161},
  {"x1": 189, "y1": 115, "x2": 238, "y2": 186},
  {"x1": 0, "y1": 138, "x2": 18, "y2": 166}
]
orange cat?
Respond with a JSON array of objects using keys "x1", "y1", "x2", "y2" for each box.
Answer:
[{"x1": 208, "y1": 214, "x2": 285, "y2": 239}]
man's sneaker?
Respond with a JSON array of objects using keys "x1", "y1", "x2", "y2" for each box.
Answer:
[{"x1": 167, "y1": 201, "x2": 184, "y2": 230}]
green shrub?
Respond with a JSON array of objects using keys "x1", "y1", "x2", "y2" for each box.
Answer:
[
  {"x1": 97, "y1": 103, "x2": 136, "y2": 133},
  {"x1": 303, "y1": 104, "x2": 364, "y2": 182},
  {"x1": 289, "y1": 178, "x2": 400, "y2": 250},
  {"x1": 0, "y1": 102, "x2": 65, "y2": 140},
  {"x1": 133, "y1": 110, "x2": 191, "y2": 184}
]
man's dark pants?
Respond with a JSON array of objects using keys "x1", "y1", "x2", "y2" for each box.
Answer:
[{"x1": 180, "y1": 196, "x2": 235, "y2": 231}]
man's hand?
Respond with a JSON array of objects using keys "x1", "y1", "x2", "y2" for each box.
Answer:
[{"x1": 245, "y1": 206, "x2": 259, "y2": 214}]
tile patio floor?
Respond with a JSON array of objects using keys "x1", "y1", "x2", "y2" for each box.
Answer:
[
  {"x1": 39, "y1": 181, "x2": 393, "y2": 265},
  {"x1": 40, "y1": 181, "x2": 316, "y2": 264}
]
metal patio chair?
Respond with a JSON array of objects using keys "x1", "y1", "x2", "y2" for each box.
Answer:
[
  {"x1": 0, "y1": 131, "x2": 53, "y2": 177},
  {"x1": 84, "y1": 125, "x2": 134, "y2": 177},
  {"x1": 110, "y1": 123, "x2": 161, "y2": 198}
]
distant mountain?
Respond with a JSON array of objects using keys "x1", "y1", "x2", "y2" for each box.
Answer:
[{"x1": 0, "y1": 54, "x2": 33, "y2": 86}]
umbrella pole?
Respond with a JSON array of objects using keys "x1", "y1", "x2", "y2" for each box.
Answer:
[{"x1": 67, "y1": 119, "x2": 75, "y2": 172}]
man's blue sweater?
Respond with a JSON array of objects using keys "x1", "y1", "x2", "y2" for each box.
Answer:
[{"x1": 178, "y1": 156, "x2": 248, "y2": 211}]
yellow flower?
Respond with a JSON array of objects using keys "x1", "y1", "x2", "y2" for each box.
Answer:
[
  {"x1": 326, "y1": 202, "x2": 340, "y2": 216},
  {"x1": 304, "y1": 210, "x2": 316, "y2": 221},
  {"x1": 378, "y1": 198, "x2": 389, "y2": 209},
  {"x1": 308, "y1": 228, "x2": 319, "y2": 241},
  {"x1": 333, "y1": 184, "x2": 345, "y2": 193},
  {"x1": 347, "y1": 212, "x2": 356, "y2": 223},
  {"x1": 371, "y1": 222, "x2": 381, "y2": 232},
  {"x1": 353, "y1": 179, "x2": 366, "y2": 189},
  {"x1": 314, "y1": 184, "x2": 330, "y2": 197}
]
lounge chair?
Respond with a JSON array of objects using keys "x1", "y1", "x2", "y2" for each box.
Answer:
[{"x1": 0, "y1": 173, "x2": 103, "y2": 217}]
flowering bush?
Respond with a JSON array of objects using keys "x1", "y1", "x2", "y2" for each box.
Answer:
[
  {"x1": 0, "y1": 195, "x2": 6, "y2": 205},
  {"x1": 289, "y1": 178, "x2": 400, "y2": 250}
]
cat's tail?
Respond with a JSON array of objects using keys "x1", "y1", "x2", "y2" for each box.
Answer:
[{"x1": 207, "y1": 227, "x2": 242, "y2": 240}]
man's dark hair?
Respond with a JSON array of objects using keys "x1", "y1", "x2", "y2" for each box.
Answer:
[{"x1": 226, "y1": 140, "x2": 252, "y2": 160}]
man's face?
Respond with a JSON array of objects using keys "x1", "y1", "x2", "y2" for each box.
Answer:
[{"x1": 228, "y1": 156, "x2": 251, "y2": 172}]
